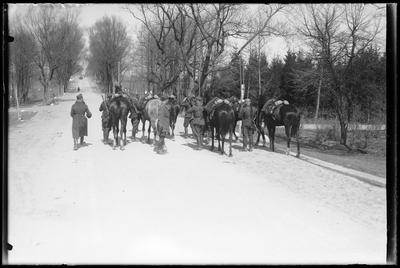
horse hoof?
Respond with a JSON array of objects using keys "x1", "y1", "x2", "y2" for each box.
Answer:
[{"x1": 296, "y1": 154, "x2": 300, "y2": 158}]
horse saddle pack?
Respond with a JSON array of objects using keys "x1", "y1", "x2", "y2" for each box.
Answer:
[{"x1": 262, "y1": 99, "x2": 289, "y2": 120}]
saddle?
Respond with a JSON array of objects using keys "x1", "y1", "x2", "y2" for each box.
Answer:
[
  {"x1": 261, "y1": 99, "x2": 289, "y2": 120},
  {"x1": 205, "y1": 97, "x2": 233, "y2": 120}
]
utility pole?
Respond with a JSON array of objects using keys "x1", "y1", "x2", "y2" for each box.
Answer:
[{"x1": 258, "y1": 35, "x2": 262, "y2": 97}]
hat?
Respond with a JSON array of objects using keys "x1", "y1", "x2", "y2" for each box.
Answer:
[
  {"x1": 169, "y1": 94, "x2": 176, "y2": 99},
  {"x1": 76, "y1": 93, "x2": 83, "y2": 100}
]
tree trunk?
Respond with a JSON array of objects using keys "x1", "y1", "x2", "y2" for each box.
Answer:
[
  {"x1": 315, "y1": 76, "x2": 322, "y2": 120},
  {"x1": 258, "y1": 37, "x2": 262, "y2": 97},
  {"x1": 64, "y1": 82, "x2": 68, "y2": 94},
  {"x1": 339, "y1": 119, "x2": 348, "y2": 146}
]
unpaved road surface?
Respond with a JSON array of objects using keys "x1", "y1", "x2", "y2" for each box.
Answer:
[{"x1": 7, "y1": 78, "x2": 387, "y2": 264}]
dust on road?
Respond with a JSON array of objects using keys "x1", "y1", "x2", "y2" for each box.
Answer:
[{"x1": 7, "y1": 78, "x2": 387, "y2": 264}]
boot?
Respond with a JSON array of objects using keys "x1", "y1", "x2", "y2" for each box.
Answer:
[
  {"x1": 73, "y1": 139, "x2": 78, "y2": 150},
  {"x1": 242, "y1": 142, "x2": 247, "y2": 152},
  {"x1": 184, "y1": 127, "x2": 188, "y2": 137},
  {"x1": 80, "y1": 136, "x2": 84, "y2": 145}
]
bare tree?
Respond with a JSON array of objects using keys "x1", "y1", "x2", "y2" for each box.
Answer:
[
  {"x1": 54, "y1": 9, "x2": 85, "y2": 95},
  {"x1": 87, "y1": 16, "x2": 130, "y2": 93},
  {"x1": 22, "y1": 5, "x2": 85, "y2": 102},
  {"x1": 24, "y1": 5, "x2": 62, "y2": 103},
  {"x1": 294, "y1": 4, "x2": 383, "y2": 147},
  {"x1": 126, "y1": 4, "x2": 189, "y2": 95},
  {"x1": 9, "y1": 13, "x2": 36, "y2": 105}
]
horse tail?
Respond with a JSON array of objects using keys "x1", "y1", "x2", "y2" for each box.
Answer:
[
  {"x1": 218, "y1": 110, "x2": 234, "y2": 137},
  {"x1": 286, "y1": 112, "x2": 300, "y2": 137}
]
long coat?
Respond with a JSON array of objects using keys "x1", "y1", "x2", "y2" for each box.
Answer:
[
  {"x1": 187, "y1": 105, "x2": 205, "y2": 126},
  {"x1": 239, "y1": 104, "x2": 257, "y2": 127},
  {"x1": 157, "y1": 103, "x2": 171, "y2": 137},
  {"x1": 71, "y1": 100, "x2": 92, "y2": 139}
]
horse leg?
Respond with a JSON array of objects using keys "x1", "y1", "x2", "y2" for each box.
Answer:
[
  {"x1": 142, "y1": 120, "x2": 146, "y2": 140},
  {"x1": 153, "y1": 122, "x2": 157, "y2": 144},
  {"x1": 233, "y1": 120, "x2": 238, "y2": 141},
  {"x1": 120, "y1": 118, "x2": 127, "y2": 150},
  {"x1": 229, "y1": 128, "x2": 233, "y2": 157},
  {"x1": 285, "y1": 125, "x2": 292, "y2": 155},
  {"x1": 295, "y1": 124, "x2": 300, "y2": 158},
  {"x1": 217, "y1": 128, "x2": 221, "y2": 152},
  {"x1": 119, "y1": 121, "x2": 124, "y2": 150},
  {"x1": 221, "y1": 135, "x2": 225, "y2": 155},
  {"x1": 112, "y1": 124, "x2": 118, "y2": 149},
  {"x1": 262, "y1": 129, "x2": 266, "y2": 147},
  {"x1": 210, "y1": 126, "x2": 214, "y2": 151},
  {"x1": 268, "y1": 125, "x2": 275, "y2": 152},
  {"x1": 147, "y1": 122, "x2": 152, "y2": 144}
]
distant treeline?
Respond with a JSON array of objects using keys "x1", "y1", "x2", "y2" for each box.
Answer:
[{"x1": 206, "y1": 46, "x2": 386, "y2": 125}]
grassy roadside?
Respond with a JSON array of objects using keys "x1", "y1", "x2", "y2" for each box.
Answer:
[{"x1": 272, "y1": 128, "x2": 386, "y2": 178}]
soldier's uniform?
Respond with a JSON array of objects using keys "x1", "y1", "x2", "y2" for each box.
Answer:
[
  {"x1": 71, "y1": 94, "x2": 92, "y2": 150},
  {"x1": 239, "y1": 99, "x2": 257, "y2": 151},
  {"x1": 128, "y1": 98, "x2": 141, "y2": 139},
  {"x1": 99, "y1": 94, "x2": 112, "y2": 143},
  {"x1": 181, "y1": 96, "x2": 194, "y2": 136},
  {"x1": 187, "y1": 97, "x2": 205, "y2": 149}
]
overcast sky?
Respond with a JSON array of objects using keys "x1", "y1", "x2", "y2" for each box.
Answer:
[{"x1": 8, "y1": 3, "x2": 386, "y2": 63}]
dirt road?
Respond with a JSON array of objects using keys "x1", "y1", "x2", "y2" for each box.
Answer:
[{"x1": 7, "y1": 78, "x2": 386, "y2": 264}]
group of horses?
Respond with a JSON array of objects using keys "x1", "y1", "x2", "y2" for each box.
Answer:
[
  {"x1": 106, "y1": 91, "x2": 301, "y2": 158},
  {"x1": 106, "y1": 93, "x2": 180, "y2": 150}
]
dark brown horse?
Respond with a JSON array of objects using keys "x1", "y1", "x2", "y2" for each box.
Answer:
[
  {"x1": 207, "y1": 101, "x2": 235, "y2": 157},
  {"x1": 109, "y1": 95, "x2": 131, "y2": 150},
  {"x1": 256, "y1": 99, "x2": 301, "y2": 157}
]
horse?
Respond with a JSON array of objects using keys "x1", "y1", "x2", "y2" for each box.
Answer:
[
  {"x1": 108, "y1": 95, "x2": 131, "y2": 150},
  {"x1": 206, "y1": 101, "x2": 235, "y2": 157},
  {"x1": 142, "y1": 98, "x2": 163, "y2": 144},
  {"x1": 255, "y1": 99, "x2": 301, "y2": 157}
]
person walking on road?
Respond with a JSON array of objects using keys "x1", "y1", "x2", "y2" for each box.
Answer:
[
  {"x1": 99, "y1": 93, "x2": 112, "y2": 144},
  {"x1": 238, "y1": 98, "x2": 257, "y2": 151},
  {"x1": 181, "y1": 95, "x2": 194, "y2": 137},
  {"x1": 156, "y1": 100, "x2": 171, "y2": 153},
  {"x1": 187, "y1": 96, "x2": 205, "y2": 149},
  {"x1": 71, "y1": 93, "x2": 92, "y2": 150}
]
